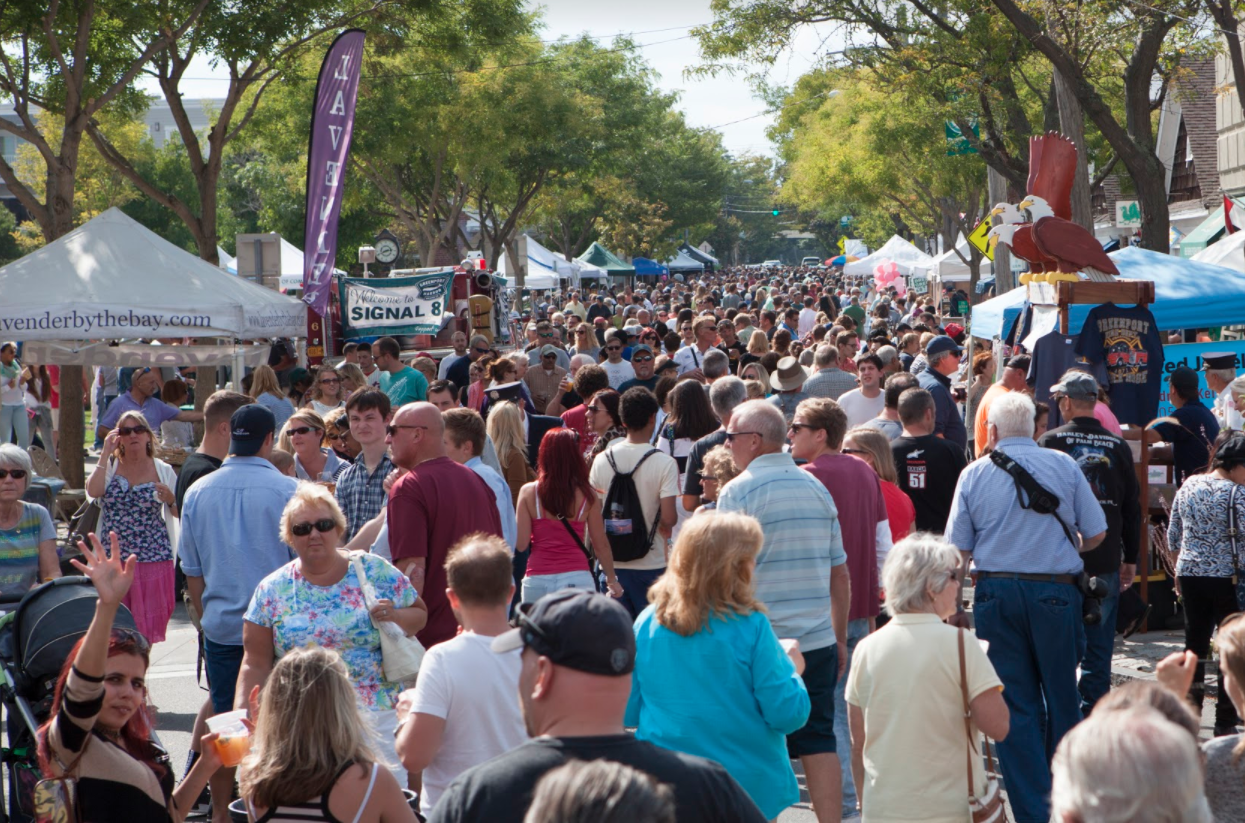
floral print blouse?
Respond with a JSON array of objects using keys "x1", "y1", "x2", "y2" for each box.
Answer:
[{"x1": 244, "y1": 552, "x2": 416, "y2": 711}]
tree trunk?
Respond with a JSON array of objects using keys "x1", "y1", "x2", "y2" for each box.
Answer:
[
  {"x1": 1207, "y1": 0, "x2": 1245, "y2": 116},
  {"x1": 988, "y1": 167, "x2": 1015, "y2": 294},
  {"x1": 1054, "y1": 69, "x2": 1094, "y2": 231}
]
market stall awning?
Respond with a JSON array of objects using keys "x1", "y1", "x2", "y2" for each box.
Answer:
[
  {"x1": 843, "y1": 235, "x2": 935, "y2": 276},
  {"x1": 1178, "y1": 208, "x2": 1227, "y2": 259},
  {"x1": 1192, "y1": 229, "x2": 1245, "y2": 271},
  {"x1": 679, "y1": 242, "x2": 718, "y2": 270},
  {"x1": 0, "y1": 208, "x2": 306, "y2": 339},
  {"x1": 971, "y1": 246, "x2": 1245, "y2": 338},
  {"x1": 633, "y1": 257, "x2": 669, "y2": 276},
  {"x1": 576, "y1": 242, "x2": 635, "y2": 277},
  {"x1": 666, "y1": 248, "x2": 705, "y2": 273}
]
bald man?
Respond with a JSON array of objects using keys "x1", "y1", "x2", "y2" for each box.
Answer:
[{"x1": 387, "y1": 402, "x2": 504, "y2": 647}]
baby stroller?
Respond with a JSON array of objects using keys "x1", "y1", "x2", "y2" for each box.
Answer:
[{"x1": 0, "y1": 578, "x2": 136, "y2": 823}]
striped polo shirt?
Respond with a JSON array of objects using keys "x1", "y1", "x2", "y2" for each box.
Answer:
[{"x1": 717, "y1": 452, "x2": 848, "y2": 652}]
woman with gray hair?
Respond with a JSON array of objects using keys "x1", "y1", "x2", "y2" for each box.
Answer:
[
  {"x1": 0, "y1": 443, "x2": 59, "y2": 598},
  {"x1": 845, "y1": 533, "x2": 1009, "y2": 821}
]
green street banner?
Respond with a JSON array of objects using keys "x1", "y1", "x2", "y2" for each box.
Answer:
[{"x1": 339, "y1": 271, "x2": 455, "y2": 337}]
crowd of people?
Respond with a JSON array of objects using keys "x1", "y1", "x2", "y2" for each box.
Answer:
[{"x1": 6, "y1": 262, "x2": 1245, "y2": 823}]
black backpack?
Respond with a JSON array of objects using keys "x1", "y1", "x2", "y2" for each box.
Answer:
[{"x1": 602, "y1": 448, "x2": 662, "y2": 562}]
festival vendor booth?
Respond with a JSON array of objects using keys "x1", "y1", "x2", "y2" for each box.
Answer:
[
  {"x1": 842, "y1": 235, "x2": 934, "y2": 277},
  {"x1": 667, "y1": 247, "x2": 706, "y2": 275},
  {"x1": 678, "y1": 242, "x2": 718, "y2": 273},
  {"x1": 972, "y1": 133, "x2": 1245, "y2": 630},
  {"x1": 0, "y1": 209, "x2": 305, "y2": 383},
  {"x1": 1191, "y1": 228, "x2": 1245, "y2": 271},
  {"x1": 632, "y1": 257, "x2": 669, "y2": 282},
  {"x1": 577, "y1": 242, "x2": 635, "y2": 285}
]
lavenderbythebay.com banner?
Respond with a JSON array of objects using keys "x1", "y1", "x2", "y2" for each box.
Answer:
[{"x1": 339, "y1": 271, "x2": 455, "y2": 337}]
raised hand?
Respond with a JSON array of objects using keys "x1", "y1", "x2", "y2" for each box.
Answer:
[{"x1": 70, "y1": 531, "x2": 135, "y2": 607}]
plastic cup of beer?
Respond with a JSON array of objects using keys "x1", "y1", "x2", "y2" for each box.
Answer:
[{"x1": 206, "y1": 709, "x2": 251, "y2": 767}]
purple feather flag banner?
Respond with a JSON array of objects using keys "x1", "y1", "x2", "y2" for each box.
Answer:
[{"x1": 302, "y1": 29, "x2": 365, "y2": 317}]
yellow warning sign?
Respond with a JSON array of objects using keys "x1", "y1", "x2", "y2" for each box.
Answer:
[{"x1": 967, "y1": 218, "x2": 994, "y2": 261}]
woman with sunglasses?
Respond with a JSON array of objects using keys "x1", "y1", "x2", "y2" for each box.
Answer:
[
  {"x1": 87, "y1": 411, "x2": 180, "y2": 643},
  {"x1": 692, "y1": 445, "x2": 740, "y2": 514},
  {"x1": 239, "y1": 483, "x2": 426, "y2": 783},
  {"x1": 324, "y1": 408, "x2": 361, "y2": 462},
  {"x1": 0, "y1": 443, "x2": 59, "y2": 597},
  {"x1": 569, "y1": 324, "x2": 600, "y2": 362},
  {"x1": 283, "y1": 409, "x2": 348, "y2": 484},
  {"x1": 39, "y1": 531, "x2": 225, "y2": 823},
  {"x1": 306, "y1": 365, "x2": 345, "y2": 417},
  {"x1": 585, "y1": 389, "x2": 625, "y2": 463}
]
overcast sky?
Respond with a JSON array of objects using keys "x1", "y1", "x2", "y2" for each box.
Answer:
[{"x1": 141, "y1": 0, "x2": 842, "y2": 158}]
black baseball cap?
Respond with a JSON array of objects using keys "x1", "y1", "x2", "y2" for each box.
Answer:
[
  {"x1": 229, "y1": 404, "x2": 276, "y2": 456},
  {"x1": 1169, "y1": 365, "x2": 1199, "y2": 393},
  {"x1": 1004, "y1": 354, "x2": 1031, "y2": 372},
  {"x1": 491, "y1": 590, "x2": 635, "y2": 676}
]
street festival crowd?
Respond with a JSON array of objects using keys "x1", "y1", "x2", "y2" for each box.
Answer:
[{"x1": 11, "y1": 262, "x2": 1245, "y2": 823}]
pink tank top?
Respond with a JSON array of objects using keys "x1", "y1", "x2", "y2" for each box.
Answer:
[{"x1": 527, "y1": 484, "x2": 591, "y2": 576}]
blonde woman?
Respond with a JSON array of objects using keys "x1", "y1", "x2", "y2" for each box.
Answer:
[
  {"x1": 239, "y1": 646, "x2": 416, "y2": 822},
  {"x1": 625, "y1": 512, "x2": 810, "y2": 820},
  {"x1": 739, "y1": 329, "x2": 769, "y2": 372},
  {"x1": 283, "y1": 409, "x2": 348, "y2": 483},
  {"x1": 743, "y1": 379, "x2": 767, "y2": 402},
  {"x1": 249, "y1": 364, "x2": 295, "y2": 432},
  {"x1": 844, "y1": 427, "x2": 915, "y2": 543},
  {"x1": 86, "y1": 411, "x2": 179, "y2": 642},
  {"x1": 337, "y1": 363, "x2": 367, "y2": 395},
  {"x1": 239, "y1": 484, "x2": 425, "y2": 786},
  {"x1": 693, "y1": 445, "x2": 740, "y2": 513},
  {"x1": 486, "y1": 400, "x2": 535, "y2": 506},
  {"x1": 306, "y1": 365, "x2": 345, "y2": 417}
]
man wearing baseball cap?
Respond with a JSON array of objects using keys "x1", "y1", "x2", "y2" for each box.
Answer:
[
  {"x1": 1038, "y1": 370, "x2": 1141, "y2": 712},
  {"x1": 618, "y1": 343, "x2": 659, "y2": 392},
  {"x1": 429, "y1": 590, "x2": 764, "y2": 823},
  {"x1": 916, "y1": 335, "x2": 968, "y2": 450},
  {"x1": 1153, "y1": 365, "x2": 1220, "y2": 486}
]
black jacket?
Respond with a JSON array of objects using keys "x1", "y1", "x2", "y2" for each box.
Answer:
[
  {"x1": 1038, "y1": 416, "x2": 1141, "y2": 575},
  {"x1": 525, "y1": 414, "x2": 565, "y2": 467}
]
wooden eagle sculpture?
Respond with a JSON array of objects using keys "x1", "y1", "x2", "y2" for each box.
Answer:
[{"x1": 989, "y1": 132, "x2": 1117, "y2": 283}]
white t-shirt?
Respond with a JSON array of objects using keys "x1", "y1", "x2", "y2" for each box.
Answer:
[
  {"x1": 588, "y1": 440, "x2": 680, "y2": 571},
  {"x1": 364, "y1": 367, "x2": 383, "y2": 389},
  {"x1": 600, "y1": 359, "x2": 636, "y2": 390},
  {"x1": 837, "y1": 388, "x2": 886, "y2": 428},
  {"x1": 407, "y1": 633, "x2": 526, "y2": 814},
  {"x1": 439, "y1": 353, "x2": 467, "y2": 380}
]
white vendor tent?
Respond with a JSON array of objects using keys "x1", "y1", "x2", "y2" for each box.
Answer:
[
  {"x1": 932, "y1": 234, "x2": 973, "y2": 282},
  {"x1": 273, "y1": 237, "x2": 346, "y2": 291},
  {"x1": 843, "y1": 235, "x2": 935, "y2": 277},
  {"x1": 0, "y1": 208, "x2": 306, "y2": 342},
  {"x1": 217, "y1": 245, "x2": 236, "y2": 273},
  {"x1": 1192, "y1": 230, "x2": 1245, "y2": 271},
  {"x1": 496, "y1": 235, "x2": 571, "y2": 290}
]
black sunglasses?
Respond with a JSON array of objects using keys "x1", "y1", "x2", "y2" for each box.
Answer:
[
  {"x1": 473, "y1": 347, "x2": 491, "y2": 354},
  {"x1": 788, "y1": 423, "x2": 813, "y2": 433},
  {"x1": 287, "y1": 426, "x2": 320, "y2": 436},
  {"x1": 116, "y1": 426, "x2": 149, "y2": 436},
  {"x1": 386, "y1": 424, "x2": 428, "y2": 437},
  {"x1": 725, "y1": 430, "x2": 761, "y2": 441},
  {"x1": 0, "y1": 469, "x2": 27, "y2": 480},
  {"x1": 290, "y1": 518, "x2": 337, "y2": 537}
]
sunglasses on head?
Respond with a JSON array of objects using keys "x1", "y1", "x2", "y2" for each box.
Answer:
[
  {"x1": 0, "y1": 469, "x2": 27, "y2": 480},
  {"x1": 116, "y1": 426, "x2": 148, "y2": 436},
  {"x1": 112, "y1": 626, "x2": 151, "y2": 653},
  {"x1": 290, "y1": 518, "x2": 337, "y2": 537},
  {"x1": 287, "y1": 426, "x2": 320, "y2": 436}
]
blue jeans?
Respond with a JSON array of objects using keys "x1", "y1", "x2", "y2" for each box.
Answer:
[
  {"x1": 93, "y1": 393, "x2": 116, "y2": 448},
  {"x1": 834, "y1": 618, "x2": 869, "y2": 818},
  {"x1": 616, "y1": 567, "x2": 665, "y2": 619},
  {"x1": 974, "y1": 576, "x2": 1084, "y2": 823},
  {"x1": 1079, "y1": 570, "x2": 1119, "y2": 714},
  {"x1": 203, "y1": 637, "x2": 246, "y2": 714},
  {"x1": 0, "y1": 405, "x2": 28, "y2": 450}
]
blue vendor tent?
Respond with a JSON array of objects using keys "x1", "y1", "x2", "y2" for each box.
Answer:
[
  {"x1": 971, "y1": 246, "x2": 1245, "y2": 338},
  {"x1": 633, "y1": 257, "x2": 669, "y2": 277}
]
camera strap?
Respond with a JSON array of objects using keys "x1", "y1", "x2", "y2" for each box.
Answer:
[{"x1": 989, "y1": 450, "x2": 1078, "y2": 549}]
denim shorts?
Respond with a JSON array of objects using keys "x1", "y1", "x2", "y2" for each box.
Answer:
[
  {"x1": 787, "y1": 643, "x2": 839, "y2": 758},
  {"x1": 203, "y1": 637, "x2": 246, "y2": 714}
]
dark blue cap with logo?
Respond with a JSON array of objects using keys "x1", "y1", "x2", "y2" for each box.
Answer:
[
  {"x1": 229, "y1": 404, "x2": 276, "y2": 457},
  {"x1": 491, "y1": 589, "x2": 635, "y2": 676}
]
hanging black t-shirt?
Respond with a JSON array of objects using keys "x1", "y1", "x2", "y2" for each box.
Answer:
[
  {"x1": 1027, "y1": 331, "x2": 1109, "y2": 430},
  {"x1": 891, "y1": 433, "x2": 968, "y2": 533},
  {"x1": 428, "y1": 735, "x2": 765, "y2": 823},
  {"x1": 1075, "y1": 304, "x2": 1165, "y2": 426}
]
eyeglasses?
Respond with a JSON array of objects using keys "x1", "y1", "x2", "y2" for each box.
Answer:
[
  {"x1": 843, "y1": 447, "x2": 870, "y2": 457},
  {"x1": 0, "y1": 469, "x2": 27, "y2": 480},
  {"x1": 473, "y1": 347, "x2": 491, "y2": 354},
  {"x1": 788, "y1": 423, "x2": 813, "y2": 434},
  {"x1": 319, "y1": 378, "x2": 340, "y2": 385},
  {"x1": 539, "y1": 332, "x2": 554, "y2": 339},
  {"x1": 386, "y1": 424, "x2": 428, "y2": 437},
  {"x1": 633, "y1": 355, "x2": 653, "y2": 362},
  {"x1": 287, "y1": 426, "x2": 320, "y2": 436},
  {"x1": 112, "y1": 626, "x2": 151, "y2": 653},
  {"x1": 725, "y1": 430, "x2": 761, "y2": 442},
  {"x1": 327, "y1": 432, "x2": 349, "y2": 442},
  {"x1": 701, "y1": 474, "x2": 718, "y2": 482},
  {"x1": 606, "y1": 345, "x2": 622, "y2": 351},
  {"x1": 116, "y1": 426, "x2": 148, "y2": 436},
  {"x1": 680, "y1": 326, "x2": 692, "y2": 332},
  {"x1": 542, "y1": 353, "x2": 557, "y2": 359},
  {"x1": 290, "y1": 518, "x2": 338, "y2": 537},
  {"x1": 585, "y1": 406, "x2": 600, "y2": 413}
]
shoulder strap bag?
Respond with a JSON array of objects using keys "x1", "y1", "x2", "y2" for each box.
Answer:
[
  {"x1": 959, "y1": 629, "x2": 1008, "y2": 823},
  {"x1": 558, "y1": 516, "x2": 603, "y2": 594},
  {"x1": 350, "y1": 552, "x2": 424, "y2": 683},
  {"x1": 34, "y1": 733, "x2": 92, "y2": 823}
]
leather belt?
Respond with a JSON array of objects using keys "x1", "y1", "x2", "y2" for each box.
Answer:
[{"x1": 977, "y1": 571, "x2": 1078, "y2": 585}]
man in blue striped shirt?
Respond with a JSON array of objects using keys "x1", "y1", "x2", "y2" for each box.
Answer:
[
  {"x1": 946, "y1": 391, "x2": 1106, "y2": 823},
  {"x1": 717, "y1": 400, "x2": 850, "y2": 823}
]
